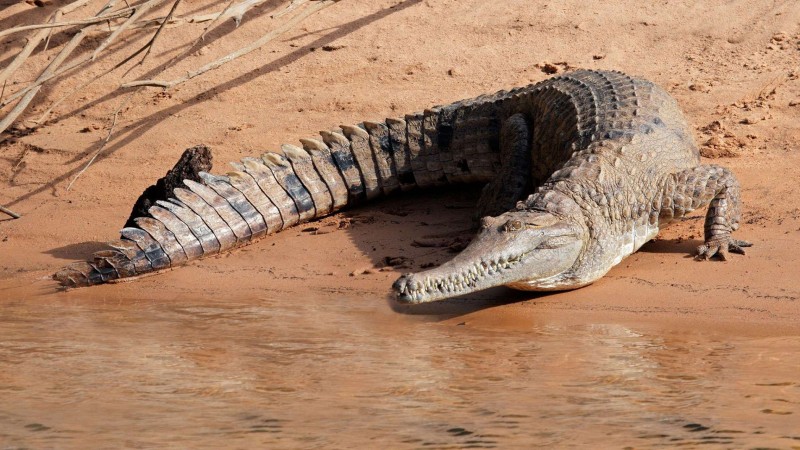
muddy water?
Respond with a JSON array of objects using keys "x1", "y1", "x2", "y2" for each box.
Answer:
[{"x1": 1, "y1": 289, "x2": 798, "y2": 449}]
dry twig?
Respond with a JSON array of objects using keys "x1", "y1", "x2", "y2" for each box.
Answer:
[
  {"x1": 197, "y1": 0, "x2": 237, "y2": 38},
  {"x1": 67, "y1": 91, "x2": 136, "y2": 190},
  {"x1": 0, "y1": 0, "x2": 262, "y2": 110},
  {"x1": 0, "y1": 25, "x2": 52, "y2": 88},
  {"x1": 63, "y1": 0, "x2": 182, "y2": 189},
  {"x1": 0, "y1": 0, "x2": 124, "y2": 134},
  {"x1": 1, "y1": 0, "x2": 331, "y2": 124},
  {"x1": 0, "y1": 7, "x2": 136, "y2": 39},
  {"x1": 122, "y1": 0, "x2": 339, "y2": 89},
  {"x1": 134, "y1": 0, "x2": 183, "y2": 67},
  {"x1": 1, "y1": 0, "x2": 342, "y2": 189},
  {"x1": 67, "y1": 0, "x2": 338, "y2": 188},
  {"x1": 36, "y1": 0, "x2": 188, "y2": 124},
  {"x1": 0, "y1": 205, "x2": 21, "y2": 219},
  {"x1": 274, "y1": 0, "x2": 309, "y2": 18},
  {"x1": 101, "y1": 0, "x2": 267, "y2": 32},
  {"x1": 219, "y1": 0, "x2": 271, "y2": 26},
  {"x1": 0, "y1": 30, "x2": 87, "y2": 134},
  {"x1": 91, "y1": 0, "x2": 165, "y2": 60},
  {"x1": 0, "y1": 0, "x2": 94, "y2": 86},
  {"x1": 0, "y1": 0, "x2": 173, "y2": 127}
]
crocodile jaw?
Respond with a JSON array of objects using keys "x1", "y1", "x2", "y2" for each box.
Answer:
[{"x1": 393, "y1": 211, "x2": 584, "y2": 304}]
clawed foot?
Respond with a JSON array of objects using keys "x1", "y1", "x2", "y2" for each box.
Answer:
[{"x1": 696, "y1": 236, "x2": 752, "y2": 261}]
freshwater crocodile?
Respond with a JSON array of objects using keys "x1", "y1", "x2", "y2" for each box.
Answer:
[{"x1": 54, "y1": 70, "x2": 750, "y2": 303}]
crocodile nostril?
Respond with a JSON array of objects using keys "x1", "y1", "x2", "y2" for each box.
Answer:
[{"x1": 392, "y1": 275, "x2": 409, "y2": 293}]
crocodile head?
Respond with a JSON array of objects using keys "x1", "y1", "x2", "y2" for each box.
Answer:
[{"x1": 393, "y1": 210, "x2": 585, "y2": 303}]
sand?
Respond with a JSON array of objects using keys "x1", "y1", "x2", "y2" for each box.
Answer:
[{"x1": 1, "y1": 0, "x2": 799, "y2": 330}]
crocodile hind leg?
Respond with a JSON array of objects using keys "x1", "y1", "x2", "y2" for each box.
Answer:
[
  {"x1": 474, "y1": 113, "x2": 532, "y2": 219},
  {"x1": 659, "y1": 164, "x2": 752, "y2": 260}
]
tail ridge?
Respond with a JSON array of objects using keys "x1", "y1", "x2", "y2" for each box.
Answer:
[{"x1": 53, "y1": 91, "x2": 512, "y2": 287}]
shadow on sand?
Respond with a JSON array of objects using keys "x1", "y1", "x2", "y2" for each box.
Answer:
[{"x1": 6, "y1": 0, "x2": 424, "y2": 208}]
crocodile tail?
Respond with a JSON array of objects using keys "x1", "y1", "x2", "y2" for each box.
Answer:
[{"x1": 53, "y1": 97, "x2": 515, "y2": 287}]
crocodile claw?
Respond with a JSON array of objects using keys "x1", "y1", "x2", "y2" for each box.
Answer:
[{"x1": 696, "y1": 236, "x2": 752, "y2": 261}]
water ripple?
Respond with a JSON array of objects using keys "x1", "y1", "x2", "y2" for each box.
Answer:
[{"x1": 0, "y1": 296, "x2": 797, "y2": 448}]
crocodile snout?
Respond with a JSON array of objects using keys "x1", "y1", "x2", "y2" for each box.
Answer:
[{"x1": 392, "y1": 274, "x2": 419, "y2": 304}]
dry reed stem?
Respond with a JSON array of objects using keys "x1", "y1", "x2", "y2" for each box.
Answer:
[
  {"x1": 0, "y1": 0, "x2": 168, "y2": 111},
  {"x1": 91, "y1": 0, "x2": 164, "y2": 60},
  {"x1": 64, "y1": 0, "x2": 180, "y2": 190},
  {"x1": 0, "y1": 0, "x2": 263, "y2": 110},
  {"x1": 136, "y1": 0, "x2": 183, "y2": 66},
  {"x1": 0, "y1": 0, "x2": 122, "y2": 134},
  {"x1": 67, "y1": 0, "x2": 337, "y2": 189},
  {"x1": 0, "y1": 0, "x2": 99, "y2": 86},
  {"x1": 273, "y1": 0, "x2": 308, "y2": 18},
  {"x1": 67, "y1": 90, "x2": 135, "y2": 191},
  {"x1": 0, "y1": 27, "x2": 91, "y2": 134},
  {"x1": 122, "y1": 0, "x2": 338, "y2": 89},
  {"x1": 2, "y1": 0, "x2": 341, "y2": 189},
  {"x1": 0, "y1": 205, "x2": 22, "y2": 219},
  {"x1": 0, "y1": 7, "x2": 136, "y2": 39},
  {"x1": 35, "y1": 0, "x2": 195, "y2": 124}
]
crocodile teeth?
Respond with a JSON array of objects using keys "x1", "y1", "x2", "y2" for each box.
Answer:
[{"x1": 399, "y1": 252, "x2": 529, "y2": 298}]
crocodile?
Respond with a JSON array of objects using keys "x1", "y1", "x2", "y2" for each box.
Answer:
[{"x1": 54, "y1": 70, "x2": 750, "y2": 303}]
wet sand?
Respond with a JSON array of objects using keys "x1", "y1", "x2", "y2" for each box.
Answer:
[{"x1": 1, "y1": 0, "x2": 799, "y2": 447}]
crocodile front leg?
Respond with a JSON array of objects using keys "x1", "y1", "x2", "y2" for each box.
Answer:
[
  {"x1": 659, "y1": 165, "x2": 752, "y2": 260},
  {"x1": 474, "y1": 113, "x2": 532, "y2": 219}
]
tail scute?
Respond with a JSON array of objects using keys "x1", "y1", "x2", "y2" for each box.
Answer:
[
  {"x1": 320, "y1": 130, "x2": 366, "y2": 203},
  {"x1": 362, "y1": 121, "x2": 400, "y2": 195},
  {"x1": 173, "y1": 187, "x2": 237, "y2": 251},
  {"x1": 281, "y1": 144, "x2": 334, "y2": 217},
  {"x1": 340, "y1": 124, "x2": 381, "y2": 200},
  {"x1": 385, "y1": 117, "x2": 416, "y2": 190},
  {"x1": 199, "y1": 172, "x2": 268, "y2": 239},
  {"x1": 226, "y1": 170, "x2": 283, "y2": 234},
  {"x1": 299, "y1": 138, "x2": 349, "y2": 210},
  {"x1": 121, "y1": 227, "x2": 170, "y2": 270},
  {"x1": 240, "y1": 158, "x2": 300, "y2": 228},
  {"x1": 94, "y1": 250, "x2": 136, "y2": 279},
  {"x1": 184, "y1": 179, "x2": 252, "y2": 242},
  {"x1": 148, "y1": 205, "x2": 205, "y2": 259},
  {"x1": 156, "y1": 199, "x2": 220, "y2": 254},
  {"x1": 53, "y1": 262, "x2": 97, "y2": 287},
  {"x1": 109, "y1": 239, "x2": 152, "y2": 273},
  {"x1": 54, "y1": 94, "x2": 510, "y2": 287},
  {"x1": 134, "y1": 217, "x2": 188, "y2": 265},
  {"x1": 262, "y1": 152, "x2": 316, "y2": 221}
]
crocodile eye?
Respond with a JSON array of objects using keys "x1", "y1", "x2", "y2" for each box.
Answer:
[{"x1": 504, "y1": 219, "x2": 523, "y2": 232}]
